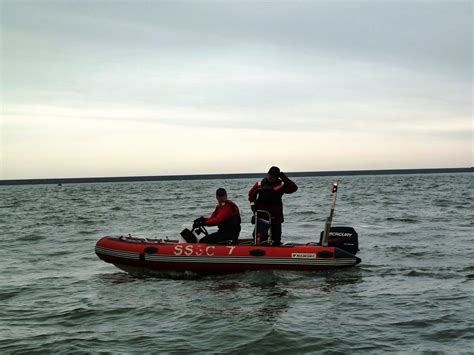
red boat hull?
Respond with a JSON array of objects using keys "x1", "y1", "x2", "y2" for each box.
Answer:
[{"x1": 96, "y1": 236, "x2": 361, "y2": 275}]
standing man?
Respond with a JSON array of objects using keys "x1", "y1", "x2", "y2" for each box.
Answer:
[
  {"x1": 193, "y1": 188, "x2": 241, "y2": 244},
  {"x1": 248, "y1": 166, "x2": 298, "y2": 245}
]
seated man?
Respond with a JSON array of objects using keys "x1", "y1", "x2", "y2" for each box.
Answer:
[{"x1": 194, "y1": 188, "x2": 241, "y2": 244}]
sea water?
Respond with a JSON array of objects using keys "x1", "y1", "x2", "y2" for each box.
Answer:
[{"x1": 0, "y1": 173, "x2": 473, "y2": 353}]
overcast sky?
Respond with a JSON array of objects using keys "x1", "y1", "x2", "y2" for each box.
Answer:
[{"x1": 1, "y1": 0, "x2": 472, "y2": 179}]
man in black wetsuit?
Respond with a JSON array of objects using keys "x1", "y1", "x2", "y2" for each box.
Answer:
[{"x1": 248, "y1": 166, "x2": 298, "y2": 245}]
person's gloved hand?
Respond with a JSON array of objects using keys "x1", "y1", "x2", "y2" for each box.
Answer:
[
  {"x1": 193, "y1": 216, "x2": 206, "y2": 229},
  {"x1": 194, "y1": 216, "x2": 206, "y2": 224},
  {"x1": 279, "y1": 171, "x2": 286, "y2": 178}
]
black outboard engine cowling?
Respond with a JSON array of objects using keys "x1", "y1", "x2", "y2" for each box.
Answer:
[{"x1": 319, "y1": 226, "x2": 359, "y2": 255}]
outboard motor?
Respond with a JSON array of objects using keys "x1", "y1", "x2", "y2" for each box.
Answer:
[
  {"x1": 320, "y1": 182, "x2": 359, "y2": 255},
  {"x1": 319, "y1": 226, "x2": 359, "y2": 255}
]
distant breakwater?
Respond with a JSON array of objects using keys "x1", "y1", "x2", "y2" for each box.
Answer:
[{"x1": 0, "y1": 167, "x2": 472, "y2": 186}]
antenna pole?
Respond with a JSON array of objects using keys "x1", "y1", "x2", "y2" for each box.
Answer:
[{"x1": 321, "y1": 181, "x2": 339, "y2": 246}]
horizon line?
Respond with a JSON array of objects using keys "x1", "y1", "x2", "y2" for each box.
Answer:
[{"x1": 0, "y1": 167, "x2": 472, "y2": 186}]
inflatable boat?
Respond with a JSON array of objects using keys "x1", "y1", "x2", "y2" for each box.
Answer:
[{"x1": 95, "y1": 182, "x2": 361, "y2": 276}]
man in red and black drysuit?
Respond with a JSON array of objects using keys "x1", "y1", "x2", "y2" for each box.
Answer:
[
  {"x1": 248, "y1": 166, "x2": 298, "y2": 245},
  {"x1": 194, "y1": 188, "x2": 241, "y2": 244}
]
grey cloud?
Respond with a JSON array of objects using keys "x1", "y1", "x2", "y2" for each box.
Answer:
[
  {"x1": 3, "y1": 0, "x2": 471, "y2": 77},
  {"x1": 1, "y1": 0, "x2": 472, "y2": 130}
]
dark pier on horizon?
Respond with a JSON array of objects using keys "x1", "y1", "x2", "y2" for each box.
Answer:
[{"x1": 0, "y1": 167, "x2": 472, "y2": 186}]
